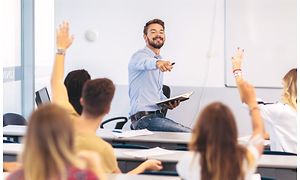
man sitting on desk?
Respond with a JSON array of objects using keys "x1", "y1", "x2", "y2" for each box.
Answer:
[{"x1": 128, "y1": 19, "x2": 190, "y2": 132}]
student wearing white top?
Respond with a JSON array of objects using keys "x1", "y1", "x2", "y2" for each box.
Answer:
[
  {"x1": 177, "y1": 62, "x2": 265, "y2": 180},
  {"x1": 232, "y1": 48, "x2": 297, "y2": 153}
]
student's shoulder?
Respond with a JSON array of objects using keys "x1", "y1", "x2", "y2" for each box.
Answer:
[{"x1": 6, "y1": 168, "x2": 24, "y2": 180}]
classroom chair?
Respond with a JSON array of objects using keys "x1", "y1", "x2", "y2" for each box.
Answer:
[
  {"x1": 3, "y1": 113, "x2": 27, "y2": 143},
  {"x1": 3, "y1": 113, "x2": 26, "y2": 127}
]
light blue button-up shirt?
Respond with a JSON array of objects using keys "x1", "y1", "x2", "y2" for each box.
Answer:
[{"x1": 128, "y1": 46, "x2": 167, "y2": 115}]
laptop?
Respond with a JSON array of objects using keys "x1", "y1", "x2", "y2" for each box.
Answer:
[{"x1": 35, "y1": 87, "x2": 51, "y2": 106}]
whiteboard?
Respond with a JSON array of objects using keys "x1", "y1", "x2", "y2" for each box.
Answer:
[{"x1": 225, "y1": 0, "x2": 296, "y2": 88}]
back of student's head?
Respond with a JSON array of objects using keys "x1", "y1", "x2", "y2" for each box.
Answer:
[
  {"x1": 190, "y1": 102, "x2": 246, "y2": 180},
  {"x1": 64, "y1": 69, "x2": 91, "y2": 115},
  {"x1": 22, "y1": 104, "x2": 77, "y2": 180},
  {"x1": 82, "y1": 78, "x2": 115, "y2": 117},
  {"x1": 282, "y1": 68, "x2": 297, "y2": 110}
]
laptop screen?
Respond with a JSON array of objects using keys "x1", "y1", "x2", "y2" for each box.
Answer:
[{"x1": 35, "y1": 87, "x2": 51, "y2": 106}]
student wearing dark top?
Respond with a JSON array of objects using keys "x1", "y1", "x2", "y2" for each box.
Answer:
[{"x1": 64, "y1": 69, "x2": 91, "y2": 114}]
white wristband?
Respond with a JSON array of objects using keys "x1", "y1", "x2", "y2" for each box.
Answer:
[
  {"x1": 233, "y1": 71, "x2": 242, "y2": 77},
  {"x1": 57, "y1": 49, "x2": 66, "y2": 56}
]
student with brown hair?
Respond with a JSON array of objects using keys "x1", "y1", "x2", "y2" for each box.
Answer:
[
  {"x1": 232, "y1": 48, "x2": 297, "y2": 153},
  {"x1": 51, "y1": 21, "x2": 162, "y2": 174},
  {"x1": 176, "y1": 51, "x2": 265, "y2": 180},
  {"x1": 6, "y1": 104, "x2": 104, "y2": 180}
]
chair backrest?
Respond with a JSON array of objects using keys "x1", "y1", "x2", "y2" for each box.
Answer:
[
  {"x1": 100, "y1": 117, "x2": 128, "y2": 129},
  {"x1": 161, "y1": 85, "x2": 171, "y2": 117},
  {"x1": 35, "y1": 87, "x2": 51, "y2": 106},
  {"x1": 162, "y1": 85, "x2": 171, "y2": 98},
  {"x1": 3, "y1": 113, "x2": 27, "y2": 127}
]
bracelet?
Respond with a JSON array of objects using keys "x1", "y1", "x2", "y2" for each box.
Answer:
[
  {"x1": 56, "y1": 49, "x2": 66, "y2": 56},
  {"x1": 233, "y1": 69, "x2": 242, "y2": 73},
  {"x1": 249, "y1": 106, "x2": 260, "y2": 115},
  {"x1": 233, "y1": 71, "x2": 242, "y2": 77}
]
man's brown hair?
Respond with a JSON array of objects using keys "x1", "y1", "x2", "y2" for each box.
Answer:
[
  {"x1": 143, "y1": 19, "x2": 165, "y2": 35},
  {"x1": 82, "y1": 78, "x2": 115, "y2": 117}
]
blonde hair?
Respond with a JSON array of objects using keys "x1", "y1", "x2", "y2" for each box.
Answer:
[
  {"x1": 282, "y1": 68, "x2": 297, "y2": 111},
  {"x1": 22, "y1": 104, "x2": 82, "y2": 180},
  {"x1": 190, "y1": 102, "x2": 246, "y2": 180}
]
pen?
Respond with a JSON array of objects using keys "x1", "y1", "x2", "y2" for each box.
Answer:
[{"x1": 171, "y1": 62, "x2": 175, "y2": 66}]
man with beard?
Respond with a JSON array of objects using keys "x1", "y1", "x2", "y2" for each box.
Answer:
[{"x1": 128, "y1": 19, "x2": 190, "y2": 132}]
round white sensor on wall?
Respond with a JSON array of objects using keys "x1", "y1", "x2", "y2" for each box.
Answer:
[{"x1": 85, "y1": 29, "x2": 98, "y2": 42}]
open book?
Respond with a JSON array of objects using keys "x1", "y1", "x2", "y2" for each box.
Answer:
[{"x1": 156, "y1": 91, "x2": 194, "y2": 108}]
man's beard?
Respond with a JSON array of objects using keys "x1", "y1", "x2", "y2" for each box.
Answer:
[{"x1": 147, "y1": 36, "x2": 164, "y2": 49}]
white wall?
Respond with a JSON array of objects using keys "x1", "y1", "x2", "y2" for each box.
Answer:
[
  {"x1": 3, "y1": 0, "x2": 22, "y2": 114},
  {"x1": 34, "y1": 0, "x2": 54, "y2": 93},
  {"x1": 225, "y1": 0, "x2": 296, "y2": 88},
  {"x1": 54, "y1": 0, "x2": 225, "y2": 87}
]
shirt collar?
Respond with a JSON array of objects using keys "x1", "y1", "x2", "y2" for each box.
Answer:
[{"x1": 144, "y1": 46, "x2": 161, "y2": 59}]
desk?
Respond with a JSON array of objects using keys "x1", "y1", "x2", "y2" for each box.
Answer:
[
  {"x1": 3, "y1": 125, "x2": 191, "y2": 149},
  {"x1": 96, "y1": 129, "x2": 191, "y2": 149},
  {"x1": 4, "y1": 143, "x2": 296, "y2": 179},
  {"x1": 4, "y1": 125, "x2": 270, "y2": 150},
  {"x1": 3, "y1": 143, "x2": 24, "y2": 162},
  {"x1": 3, "y1": 125, "x2": 27, "y2": 143},
  {"x1": 5, "y1": 143, "x2": 296, "y2": 169}
]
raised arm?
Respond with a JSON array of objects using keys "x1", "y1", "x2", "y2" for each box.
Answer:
[
  {"x1": 51, "y1": 22, "x2": 74, "y2": 107},
  {"x1": 231, "y1": 48, "x2": 265, "y2": 154}
]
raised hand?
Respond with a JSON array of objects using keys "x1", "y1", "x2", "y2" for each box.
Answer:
[
  {"x1": 231, "y1": 47, "x2": 244, "y2": 71},
  {"x1": 56, "y1": 21, "x2": 74, "y2": 51}
]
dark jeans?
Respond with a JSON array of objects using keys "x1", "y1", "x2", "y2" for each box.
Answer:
[{"x1": 131, "y1": 113, "x2": 191, "y2": 132}]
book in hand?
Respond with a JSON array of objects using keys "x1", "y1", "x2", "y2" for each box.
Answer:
[{"x1": 156, "y1": 91, "x2": 194, "y2": 108}]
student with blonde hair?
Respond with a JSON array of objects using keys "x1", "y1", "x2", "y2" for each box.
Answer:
[
  {"x1": 176, "y1": 50, "x2": 265, "y2": 180},
  {"x1": 232, "y1": 48, "x2": 297, "y2": 153},
  {"x1": 7, "y1": 104, "x2": 105, "y2": 180}
]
